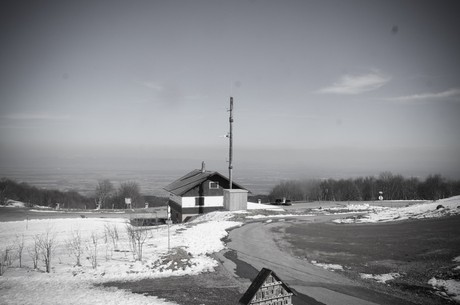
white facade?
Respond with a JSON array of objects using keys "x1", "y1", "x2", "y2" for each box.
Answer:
[{"x1": 181, "y1": 196, "x2": 224, "y2": 208}]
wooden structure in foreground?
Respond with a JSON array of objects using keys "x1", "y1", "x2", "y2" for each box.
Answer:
[{"x1": 239, "y1": 268, "x2": 295, "y2": 305}]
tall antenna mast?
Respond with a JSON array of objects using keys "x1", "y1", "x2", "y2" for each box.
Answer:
[{"x1": 228, "y1": 97, "x2": 233, "y2": 189}]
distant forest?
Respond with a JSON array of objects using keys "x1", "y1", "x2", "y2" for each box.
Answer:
[
  {"x1": 268, "y1": 172, "x2": 460, "y2": 202},
  {"x1": 2, "y1": 172, "x2": 460, "y2": 209},
  {"x1": 0, "y1": 178, "x2": 167, "y2": 209},
  {"x1": 0, "y1": 178, "x2": 94, "y2": 209}
]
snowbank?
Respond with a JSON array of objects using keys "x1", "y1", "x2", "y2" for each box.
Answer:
[
  {"x1": 246, "y1": 213, "x2": 314, "y2": 219},
  {"x1": 247, "y1": 201, "x2": 284, "y2": 210},
  {"x1": 315, "y1": 203, "x2": 385, "y2": 212},
  {"x1": 333, "y1": 196, "x2": 460, "y2": 224}
]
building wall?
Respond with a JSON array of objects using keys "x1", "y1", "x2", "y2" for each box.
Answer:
[
  {"x1": 167, "y1": 173, "x2": 247, "y2": 223},
  {"x1": 168, "y1": 199, "x2": 224, "y2": 223},
  {"x1": 181, "y1": 196, "x2": 224, "y2": 208},
  {"x1": 250, "y1": 275, "x2": 293, "y2": 305},
  {"x1": 182, "y1": 175, "x2": 230, "y2": 197},
  {"x1": 223, "y1": 189, "x2": 248, "y2": 211}
]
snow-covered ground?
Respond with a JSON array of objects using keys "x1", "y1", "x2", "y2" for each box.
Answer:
[
  {"x1": 360, "y1": 272, "x2": 401, "y2": 284},
  {"x1": 2, "y1": 199, "x2": 27, "y2": 208},
  {"x1": 328, "y1": 196, "x2": 460, "y2": 303},
  {"x1": 427, "y1": 255, "x2": 460, "y2": 303},
  {"x1": 2, "y1": 197, "x2": 460, "y2": 304},
  {"x1": 429, "y1": 278, "x2": 460, "y2": 303},
  {"x1": 0, "y1": 210, "x2": 242, "y2": 305},
  {"x1": 310, "y1": 260, "x2": 344, "y2": 271},
  {"x1": 247, "y1": 201, "x2": 283, "y2": 210},
  {"x1": 333, "y1": 196, "x2": 460, "y2": 224},
  {"x1": 314, "y1": 203, "x2": 387, "y2": 213}
]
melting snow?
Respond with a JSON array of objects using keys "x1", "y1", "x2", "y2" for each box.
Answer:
[
  {"x1": 428, "y1": 277, "x2": 460, "y2": 303},
  {"x1": 0, "y1": 211, "x2": 243, "y2": 305},
  {"x1": 311, "y1": 260, "x2": 344, "y2": 271},
  {"x1": 333, "y1": 196, "x2": 460, "y2": 224},
  {"x1": 1, "y1": 200, "x2": 26, "y2": 208},
  {"x1": 360, "y1": 273, "x2": 401, "y2": 284}
]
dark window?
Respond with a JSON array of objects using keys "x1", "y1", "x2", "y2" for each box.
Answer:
[
  {"x1": 209, "y1": 181, "x2": 219, "y2": 189},
  {"x1": 195, "y1": 197, "x2": 204, "y2": 206}
]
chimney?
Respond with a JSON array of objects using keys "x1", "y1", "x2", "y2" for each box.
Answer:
[{"x1": 201, "y1": 161, "x2": 206, "y2": 173}]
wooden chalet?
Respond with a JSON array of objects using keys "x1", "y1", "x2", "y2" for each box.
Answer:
[
  {"x1": 164, "y1": 162, "x2": 248, "y2": 222},
  {"x1": 239, "y1": 268, "x2": 295, "y2": 305}
]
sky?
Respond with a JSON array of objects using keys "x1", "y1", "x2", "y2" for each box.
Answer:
[{"x1": 1, "y1": 0, "x2": 459, "y2": 179}]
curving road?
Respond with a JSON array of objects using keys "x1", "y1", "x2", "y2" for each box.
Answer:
[{"x1": 224, "y1": 218, "x2": 416, "y2": 305}]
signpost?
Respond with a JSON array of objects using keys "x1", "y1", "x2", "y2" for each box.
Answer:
[
  {"x1": 125, "y1": 198, "x2": 132, "y2": 209},
  {"x1": 166, "y1": 205, "x2": 172, "y2": 251}
]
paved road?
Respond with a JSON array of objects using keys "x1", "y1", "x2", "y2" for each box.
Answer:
[{"x1": 224, "y1": 218, "x2": 416, "y2": 305}]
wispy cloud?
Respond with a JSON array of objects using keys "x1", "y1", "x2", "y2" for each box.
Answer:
[
  {"x1": 317, "y1": 72, "x2": 390, "y2": 95},
  {"x1": 141, "y1": 81, "x2": 163, "y2": 91},
  {"x1": 1, "y1": 113, "x2": 71, "y2": 121},
  {"x1": 141, "y1": 80, "x2": 207, "y2": 105},
  {"x1": 383, "y1": 88, "x2": 460, "y2": 102}
]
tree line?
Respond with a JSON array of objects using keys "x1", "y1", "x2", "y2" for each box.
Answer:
[
  {"x1": 0, "y1": 178, "x2": 167, "y2": 209},
  {"x1": 0, "y1": 178, "x2": 93, "y2": 209},
  {"x1": 268, "y1": 172, "x2": 460, "y2": 202}
]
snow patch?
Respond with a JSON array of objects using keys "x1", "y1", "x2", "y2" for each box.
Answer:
[
  {"x1": 0, "y1": 211, "x2": 243, "y2": 304},
  {"x1": 360, "y1": 272, "x2": 401, "y2": 284},
  {"x1": 334, "y1": 196, "x2": 460, "y2": 224},
  {"x1": 428, "y1": 277, "x2": 460, "y2": 303},
  {"x1": 247, "y1": 202, "x2": 283, "y2": 210},
  {"x1": 1, "y1": 199, "x2": 26, "y2": 208},
  {"x1": 311, "y1": 260, "x2": 344, "y2": 271},
  {"x1": 246, "y1": 213, "x2": 314, "y2": 219}
]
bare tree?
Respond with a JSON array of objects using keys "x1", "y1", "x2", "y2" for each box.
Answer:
[
  {"x1": 67, "y1": 229, "x2": 83, "y2": 266},
  {"x1": 95, "y1": 179, "x2": 114, "y2": 209},
  {"x1": 115, "y1": 182, "x2": 143, "y2": 209},
  {"x1": 0, "y1": 246, "x2": 14, "y2": 276},
  {"x1": 37, "y1": 229, "x2": 57, "y2": 273},
  {"x1": 104, "y1": 224, "x2": 119, "y2": 250},
  {"x1": 0, "y1": 182, "x2": 7, "y2": 206},
  {"x1": 28, "y1": 236, "x2": 40, "y2": 269},
  {"x1": 86, "y1": 232, "x2": 99, "y2": 269},
  {"x1": 15, "y1": 234, "x2": 25, "y2": 268},
  {"x1": 125, "y1": 222, "x2": 149, "y2": 261}
]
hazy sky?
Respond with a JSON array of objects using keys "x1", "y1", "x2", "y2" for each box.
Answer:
[{"x1": 1, "y1": 0, "x2": 459, "y2": 178}]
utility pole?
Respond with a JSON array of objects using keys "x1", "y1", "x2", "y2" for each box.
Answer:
[{"x1": 228, "y1": 97, "x2": 233, "y2": 189}]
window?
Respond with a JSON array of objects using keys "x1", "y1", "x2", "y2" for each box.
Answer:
[
  {"x1": 195, "y1": 197, "x2": 204, "y2": 206},
  {"x1": 209, "y1": 181, "x2": 219, "y2": 189}
]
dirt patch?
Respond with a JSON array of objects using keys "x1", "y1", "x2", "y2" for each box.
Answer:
[
  {"x1": 276, "y1": 215, "x2": 460, "y2": 304},
  {"x1": 151, "y1": 247, "x2": 195, "y2": 272}
]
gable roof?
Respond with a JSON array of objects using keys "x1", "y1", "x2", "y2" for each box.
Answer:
[
  {"x1": 163, "y1": 169, "x2": 247, "y2": 196},
  {"x1": 239, "y1": 268, "x2": 295, "y2": 305}
]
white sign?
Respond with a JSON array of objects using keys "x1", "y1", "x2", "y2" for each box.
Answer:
[{"x1": 125, "y1": 198, "x2": 132, "y2": 204}]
